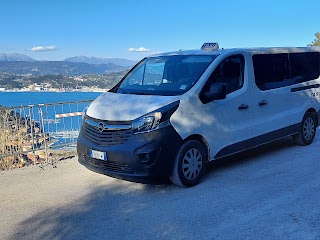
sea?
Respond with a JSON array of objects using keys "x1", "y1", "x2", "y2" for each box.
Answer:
[
  {"x1": 0, "y1": 91, "x2": 104, "y2": 148},
  {"x1": 0, "y1": 91, "x2": 103, "y2": 107}
]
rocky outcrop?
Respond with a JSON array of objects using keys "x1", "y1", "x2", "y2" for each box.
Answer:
[{"x1": 0, "y1": 106, "x2": 51, "y2": 170}]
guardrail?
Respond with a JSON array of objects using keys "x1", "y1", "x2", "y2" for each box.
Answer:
[{"x1": 0, "y1": 100, "x2": 93, "y2": 170}]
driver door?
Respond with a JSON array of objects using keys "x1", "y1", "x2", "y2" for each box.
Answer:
[{"x1": 200, "y1": 53, "x2": 253, "y2": 159}]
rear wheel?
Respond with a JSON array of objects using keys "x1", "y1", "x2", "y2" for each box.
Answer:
[
  {"x1": 170, "y1": 140, "x2": 207, "y2": 187},
  {"x1": 293, "y1": 112, "x2": 316, "y2": 145}
]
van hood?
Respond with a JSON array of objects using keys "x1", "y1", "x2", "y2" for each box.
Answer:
[{"x1": 86, "y1": 92, "x2": 180, "y2": 121}]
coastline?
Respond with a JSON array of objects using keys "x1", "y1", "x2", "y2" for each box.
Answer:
[{"x1": 0, "y1": 89, "x2": 107, "y2": 93}]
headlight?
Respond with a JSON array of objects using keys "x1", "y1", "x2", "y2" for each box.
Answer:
[
  {"x1": 132, "y1": 101, "x2": 179, "y2": 134},
  {"x1": 82, "y1": 106, "x2": 89, "y2": 120}
]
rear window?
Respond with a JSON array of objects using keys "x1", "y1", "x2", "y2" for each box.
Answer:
[
  {"x1": 290, "y1": 52, "x2": 320, "y2": 84},
  {"x1": 253, "y1": 52, "x2": 320, "y2": 91}
]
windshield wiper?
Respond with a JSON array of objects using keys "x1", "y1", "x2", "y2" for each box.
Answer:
[
  {"x1": 134, "y1": 92, "x2": 147, "y2": 95},
  {"x1": 117, "y1": 88, "x2": 128, "y2": 94}
]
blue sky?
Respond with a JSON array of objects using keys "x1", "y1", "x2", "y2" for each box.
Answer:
[{"x1": 1, "y1": 0, "x2": 319, "y2": 61}]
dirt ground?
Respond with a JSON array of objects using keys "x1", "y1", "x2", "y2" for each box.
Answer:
[{"x1": 1, "y1": 135, "x2": 320, "y2": 240}]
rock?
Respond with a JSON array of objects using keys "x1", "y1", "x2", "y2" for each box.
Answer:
[
  {"x1": 27, "y1": 151, "x2": 46, "y2": 164},
  {"x1": 22, "y1": 143, "x2": 32, "y2": 152}
]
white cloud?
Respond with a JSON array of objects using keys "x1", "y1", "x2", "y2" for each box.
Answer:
[
  {"x1": 128, "y1": 47, "x2": 152, "y2": 52},
  {"x1": 31, "y1": 46, "x2": 57, "y2": 52}
]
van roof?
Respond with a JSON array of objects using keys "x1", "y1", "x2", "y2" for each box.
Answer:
[{"x1": 150, "y1": 46, "x2": 320, "y2": 58}]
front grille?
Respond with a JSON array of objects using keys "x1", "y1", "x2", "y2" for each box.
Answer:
[
  {"x1": 83, "y1": 118, "x2": 132, "y2": 146},
  {"x1": 83, "y1": 154, "x2": 133, "y2": 173}
]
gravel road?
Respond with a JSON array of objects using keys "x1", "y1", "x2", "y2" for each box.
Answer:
[{"x1": 1, "y1": 133, "x2": 320, "y2": 240}]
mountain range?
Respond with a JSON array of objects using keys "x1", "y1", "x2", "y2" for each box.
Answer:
[
  {"x1": 0, "y1": 53, "x2": 136, "y2": 67},
  {"x1": 0, "y1": 53, "x2": 36, "y2": 62},
  {"x1": 64, "y1": 56, "x2": 136, "y2": 67},
  {"x1": 0, "y1": 53, "x2": 137, "y2": 76}
]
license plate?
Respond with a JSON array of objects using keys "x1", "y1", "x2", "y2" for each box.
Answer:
[{"x1": 90, "y1": 149, "x2": 107, "y2": 161}]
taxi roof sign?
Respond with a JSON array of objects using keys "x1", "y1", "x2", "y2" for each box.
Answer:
[{"x1": 201, "y1": 42, "x2": 219, "y2": 51}]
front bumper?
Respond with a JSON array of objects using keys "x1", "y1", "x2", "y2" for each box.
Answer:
[{"x1": 77, "y1": 125, "x2": 183, "y2": 182}]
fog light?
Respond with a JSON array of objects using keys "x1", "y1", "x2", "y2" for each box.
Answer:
[
  {"x1": 136, "y1": 147, "x2": 161, "y2": 164},
  {"x1": 137, "y1": 153, "x2": 150, "y2": 163}
]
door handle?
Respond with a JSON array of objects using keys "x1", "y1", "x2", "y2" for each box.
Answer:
[
  {"x1": 259, "y1": 100, "x2": 268, "y2": 106},
  {"x1": 238, "y1": 104, "x2": 249, "y2": 110}
]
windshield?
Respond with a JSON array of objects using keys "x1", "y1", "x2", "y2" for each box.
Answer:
[{"x1": 115, "y1": 55, "x2": 216, "y2": 96}]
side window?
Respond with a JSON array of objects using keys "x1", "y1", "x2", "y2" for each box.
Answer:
[
  {"x1": 290, "y1": 52, "x2": 320, "y2": 84},
  {"x1": 205, "y1": 55, "x2": 245, "y2": 94},
  {"x1": 253, "y1": 53, "x2": 290, "y2": 91}
]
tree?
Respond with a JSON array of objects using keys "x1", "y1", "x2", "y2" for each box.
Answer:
[{"x1": 308, "y1": 32, "x2": 320, "y2": 46}]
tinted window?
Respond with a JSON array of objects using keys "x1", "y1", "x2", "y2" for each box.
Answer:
[
  {"x1": 290, "y1": 52, "x2": 320, "y2": 83},
  {"x1": 205, "y1": 55, "x2": 245, "y2": 94},
  {"x1": 253, "y1": 53, "x2": 290, "y2": 91}
]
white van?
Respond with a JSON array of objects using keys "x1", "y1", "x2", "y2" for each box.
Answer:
[{"x1": 77, "y1": 43, "x2": 320, "y2": 187}]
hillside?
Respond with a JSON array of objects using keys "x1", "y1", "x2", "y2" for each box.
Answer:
[
  {"x1": 0, "y1": 61, "x2": 128, "y2": 76},
  {"x1": 0, "y1": 71, "x2": 128, "y2": 90},
  {"x1": 0, "y1": 53, "x2": 134, "y2": 89}
]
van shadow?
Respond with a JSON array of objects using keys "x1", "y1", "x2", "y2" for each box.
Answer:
[
  {"x1": 11, "y1": 181, "x2": 186, "y2": 240},
  {"x1": 10, "y1": 136, "x2": 317, "y2": 239}
]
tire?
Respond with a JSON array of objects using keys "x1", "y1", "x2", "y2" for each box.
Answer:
[
  {"x1": 170, "y1": 140, "x2": 207, "y2": 187},
  {"x1": 293, "y1": 112, "x2": 317, "y2": 146}
]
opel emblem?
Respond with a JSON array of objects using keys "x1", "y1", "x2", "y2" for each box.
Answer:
[{"x1": 98, "y1": 122, "x2": 105, "y2": 132}]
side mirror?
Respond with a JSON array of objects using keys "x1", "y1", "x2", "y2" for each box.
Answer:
[{"x1": 202, "y1": 83, "x2": 226, "y2": 104}]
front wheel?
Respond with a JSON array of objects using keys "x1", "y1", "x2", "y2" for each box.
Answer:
[
  {"x1": 170, "y1": 140, "x2": 207, "y2": 187},
  {"x1": 293, "y1": 112, "x2": 317, "y2": 145}
]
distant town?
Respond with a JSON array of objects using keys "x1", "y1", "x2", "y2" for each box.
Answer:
[
  {"x1": 0, "y1": 71, "x2": 128, "y2": 92},
  {"x1": 0, "y1": 53, "x2": 134, "y2": 92}
]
